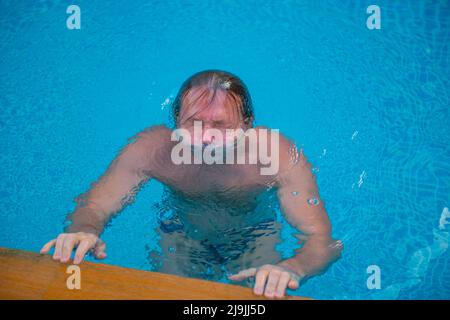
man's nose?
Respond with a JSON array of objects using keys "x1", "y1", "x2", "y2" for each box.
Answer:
[{"x1": 202, "y1": 129, "x2": 215, "y2": 144}]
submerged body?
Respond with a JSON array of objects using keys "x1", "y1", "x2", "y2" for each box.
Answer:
[
  {"x1": 151, "y1": 157, "x2": 285, "y2": 282},
  {"x1": 144, "y1": 125, "x2": 286, "y2": 281}
]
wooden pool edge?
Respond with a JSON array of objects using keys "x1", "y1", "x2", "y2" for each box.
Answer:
[{"x1": 0, "y1": 247, "x2": 312, "y2": 300}]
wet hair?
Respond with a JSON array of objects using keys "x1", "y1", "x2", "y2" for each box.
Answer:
[{"x1": 171, "y1": 70, "x2": 254, "y2": 127}]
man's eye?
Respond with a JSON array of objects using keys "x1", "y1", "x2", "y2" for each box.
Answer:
[
  {"x1": 218, "y1": 124, "x2": 233, "y2": 129},
  {"x1": 183, "y1": 120, "x2": 196, "y2": 127}
]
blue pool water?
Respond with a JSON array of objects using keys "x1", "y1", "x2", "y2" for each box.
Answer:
[{"x1": 1, "y1": 0, "x2": 449, "y2": 299}]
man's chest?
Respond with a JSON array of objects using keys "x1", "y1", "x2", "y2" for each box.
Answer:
[{"x1": 162, "y1": 163, "x2": 274, "y2": 195}]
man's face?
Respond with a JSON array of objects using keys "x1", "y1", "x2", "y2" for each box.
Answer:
[{"x1": 177, "y1": 86, "x2": 245, "y2": 148}]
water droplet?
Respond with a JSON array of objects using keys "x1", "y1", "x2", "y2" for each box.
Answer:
[
  {"x1": 307, "y1": 197, "x2": 320, "y2": 206},
  {"x1": 318, "y1": 148, "x2": 327, "y2": 159},
  {"x1": 329, "y1": 240, "x2": 343, "y2": 249},
  {"x1": 288, "y1": 145, "x2": 300, "y2": 165},
  {"x1": 220, "y1": 80, "x2": 231, "y2": 89},
  {"x1": 266, "y1": 181, "x2": 276, "y2": 190},
  {"x1": 291, "y1": 191, "x2": 299, "y2": 196}
]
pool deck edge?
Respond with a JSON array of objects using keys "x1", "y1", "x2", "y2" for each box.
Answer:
[{"x1": 0, "y1": 247, "x2": 311, "y2": 300}]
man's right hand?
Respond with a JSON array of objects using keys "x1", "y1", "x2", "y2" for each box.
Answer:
[{"x1": 40, "y1": 232, "x2": 107, "y2": 265}]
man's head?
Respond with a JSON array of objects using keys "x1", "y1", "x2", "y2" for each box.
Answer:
[{"x1": 171, "y1": 70, "x2": 254, "y2": 146}]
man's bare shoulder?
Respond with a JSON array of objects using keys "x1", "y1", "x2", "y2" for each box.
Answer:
[
  {"x1": 130, "y1": 124, "x2": 172, "y2": 149},
  {"x1": 138, "y1": 124, "x2": 172, "y2": 140},
  {"x1": 252, "y1": 126, "x2": 297, "y2": 154},
  {"x1": 119, "y1": 125, "x2": 173, "y2": 171},
  {"x1": 250, "y1": 126, "x2": 304, "y2": 174}
]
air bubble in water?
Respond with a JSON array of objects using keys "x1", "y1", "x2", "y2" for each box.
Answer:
[{"x1": 161, "y1": 93, "x2": 175, "y2": 110}]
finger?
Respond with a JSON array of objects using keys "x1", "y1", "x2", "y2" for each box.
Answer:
[
  {"x1": 53, "y1": 235, "x2": 65, "y2": 260},
  {"x1": 73, "y1": 240, "x2": 92, "y2": 264},
  {"x1": 93, "y1": 240, "x2": 107, "y2": 259},
  {"x1": 264, "y1": 270, "x2": 281, "y2": 298},
  {"x1": 40, "y1": 239, "x2": 56, "y2": 254},
  {"x1": 61, "y1": 236, "x2": 77, "y2": 263},
  {"x1": 253, "y1": 269, "x2": 270, "y2": 295},
  {"x1": 228, "y1": 268, "x2": 257, "y2": 281},
  {"x1": 275, "y1": 272, "x2": 291, "y2": 298},
  {"x1": 288, "y1": 278, "x2": 299, "y2": 290}
]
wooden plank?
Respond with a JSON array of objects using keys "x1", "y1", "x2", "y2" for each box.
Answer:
[{"x1": 0, "y1": 247, "x2": 311, "y2": 300}]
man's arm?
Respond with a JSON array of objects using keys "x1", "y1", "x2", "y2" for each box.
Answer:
[
  {"x1": 41, "y1": 127, "x2": 162, "y2": 264},
  {"x1": 275, "y1": 138, "x2": 343, "y2": 278},
  {"x1": 65, "y1": 130, "x2": 154, "y2": 236},
  {"x1": 228, "y1": 133, "x2": 342, "y2": 298}
]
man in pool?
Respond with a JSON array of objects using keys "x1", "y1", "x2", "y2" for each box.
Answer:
[{"x1": 41, "y1": 70, "x2": 343, "y2": 298}]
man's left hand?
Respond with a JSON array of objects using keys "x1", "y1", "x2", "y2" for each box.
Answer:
[{"x1": 228, "y1": 264, "x2": 303, "y2": 298}]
